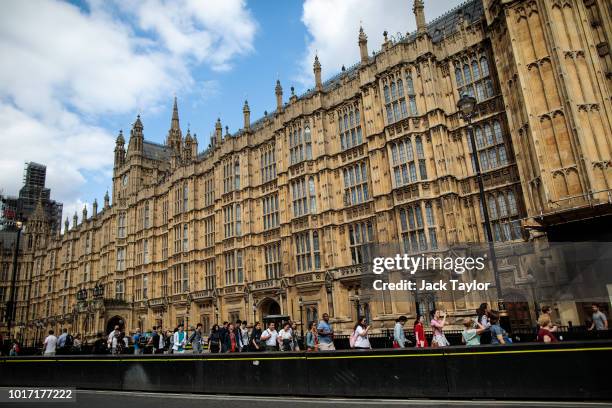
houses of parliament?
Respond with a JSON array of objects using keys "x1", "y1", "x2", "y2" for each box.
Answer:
[{"x1": 2, "y1": 0, "x2": 611, "y2": 343}]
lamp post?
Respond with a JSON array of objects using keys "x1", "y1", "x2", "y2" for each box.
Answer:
[
  {"x1": 298, "y1": 297, "x2": 304, "y2": 339},
  {"x1": 457, "y1": 94, "x2": 507, "y2": 326},
  {"x1": 526, "y1": 273, "x2": 539, "y2": 321},
  {"x1": 6, "y1": 220, "x2": 23, "y2": 340},
  {"x1": 252, "y1": 301, "x2": 257, "y2": 324},
  {"x1": 355, "y1": 294, "x2": 361, "y2": 322}
]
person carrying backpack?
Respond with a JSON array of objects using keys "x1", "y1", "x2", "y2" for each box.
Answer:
[{"x1": 350, "y1": 317, "x2": 372, "y2": 350}]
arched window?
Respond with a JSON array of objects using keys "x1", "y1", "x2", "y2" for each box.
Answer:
[
  {"x1": 397, "y1": 79, "x2": 404, "y2": 97},
  {"x1": 384, "y1": 85, "x2": 390, "y2": 103},
  {"x1": 415, "y1": 136, "x2": 424, "y2": 158},
  {"x1": 463, "y1": 64, "x2": 472, "y2": 84},
  {"x1": 507, "y1": 191, "x2": 517, "y2": 214},
  {"x1": 493, "y1": 121, "x2": 503, "y2": 143},
  {"x1": 349, "y1": 111, "x2": 354, "y2": 127},
  {"x1": 344, "y1": 114, "x2": 348, "y2": 130},
  {"x1": 488, "y1": 197, "x2": 498, "y2": 219},
  {"x1": 355, "y1": 109, "x2": 360, "y2": 124},
  {"x1": 480, "y1": 57, "x2": 489, "y2": 76},
  {"x1": 425, "y1": 202, "x2": 435, "y2": 224},
  {"x1": 497, "y1": 195, "x2": 508, "y2": 217},
  {"x1": 391, "y1": 144, "x2": 398, "y2": 164},
  {"x1": 475, "y1": 127, "x2": 484, "y2": 148},
  {"x1": 308, "y1": 177, "x2": 316, "y2": 213},
  {"x1": 472, "y1": 60, "x2": 480, "y2": 80},
  {"x1": 234, "y1": 159, "x2": 240, "y2": 190},
  {"x1": 406, "y1": 74, "x2": 415, "y2": 94},
  {"x1": 338, "y1": 115, "x2": 343, "y2": 132},
  {"x1": 390, "y1": 82, "x2": 397, "y2": 99},
  {"x1": 455, "y1": 68, "x2": 463, "y2": 87},
  {"x1": 484, "y1": 124, "x2": 494, "y2": 145}
]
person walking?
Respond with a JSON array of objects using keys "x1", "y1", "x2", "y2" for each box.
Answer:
[
  {"x1": 73, "y1": 334, "x2": 82, "y2": 353},
  {"x1": 430, "y1": 310, "x2": 450, "y2": 347},
  {"x1": 233, "y1": 320, "x2": 243, "y2": 352},
  {"x1": 317, "y1": 313, "x2": 335, "y2": 351},
  {"x1": 132, "y1": 328, "x2": 143, "y2": 355},
  {"x1": 291, "y1": 321, "x2": 300, "y2": 351},
  {"x1": 249, "y1": 322, "x2": 262, "y2": 352},
  {"x1": 189, "y1": 323, "x2": 204, "y2": 354},
  {"x1": 536, "y1": 315, "x2": 558, "y2": 343},
  {"x1": 227, "y1": 323, "x2": 239, "y2": 353},
  {"x1": 589, "y1": 304, "x2": 608, "y2": 331},
  {"x1": 351, "y1": 317, "x2": 372, "y2": 350},
  {"x1": 208, "y1": 324, "x2": 221, "y2": 353},
  {"x1": 305, "y1": 322, "x2": 318, "y2": 351},
  {"x1": 219, "y1": 322, "x2": 229, "y2": 353},
  {"x1": 260, "y1": 322, "x2": 278, "y2": 352},
  {"x1": 240, "y1": 321, "x2": 250, "y2": 352},
  {"x1": 489, "y1": 311, "x2": 511, "y2": 345},
  {"x1": 9, "y1": 341, "x2": 20, "y2": 356},
  {"x1": 43, "y1": 330, "x2": 58, "y2": 357},
  {"x1": 173, "y1": 325, "x2": 187, "y2": 353},
  {"x1": 414, "y1": 315, "x2": 428, "y2": 348},
  {"x1": 107, "y1": 325, "x2": 121, "y2": 355},
  {"x1": 393, "y1": 316, "x2": 408, "y2": 348},
  {"x1": 278, "y1": 322, "x2": 294, "y2": 351},
  {"x1": 461, "y1": 318, "x2": 486, "y2": 346}
]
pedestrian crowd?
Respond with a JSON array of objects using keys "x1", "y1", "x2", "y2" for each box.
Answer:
[{"x1": 3, "y1": 302, "x2": 607, "y2": 356}]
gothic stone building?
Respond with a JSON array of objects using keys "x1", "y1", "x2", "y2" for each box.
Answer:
[{"x1": 5, "y1": 0, "x2": 612, "y2": 343}]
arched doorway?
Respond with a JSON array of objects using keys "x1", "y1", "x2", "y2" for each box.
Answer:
[
  {"x1": 258, "y1": 298, "x2": 281, "y2": 319},
  {"x1": 106, "y1": 315, "x2": 125, "y2": 334}
]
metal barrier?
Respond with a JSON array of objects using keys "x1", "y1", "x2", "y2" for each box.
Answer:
[{"x1": 0, "y1": 340, "x2": 610, "y2": 400}]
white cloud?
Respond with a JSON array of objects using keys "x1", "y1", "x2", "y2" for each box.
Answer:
[
  {"x1": 0, "y1": 0, "x2": 257, "y2": 222},
  {"x1": 297, "y1": 0, "x2": 465, "y2": 88}
]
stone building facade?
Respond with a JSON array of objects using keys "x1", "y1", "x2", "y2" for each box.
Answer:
[{"x1": 3, "y1": 0, "x2": 611, "y2": 343}]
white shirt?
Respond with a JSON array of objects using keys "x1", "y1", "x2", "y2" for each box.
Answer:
[
  {"x1": 240, "y1": 327, "x2": 249, "y2": 347},
  {"x1": 107, "y1": 331, "x2": 119, "y2": 348},
  {"x1": 354, "y1": 326, "x2": 371, "y2": 349},
  {"x1": 278, "y1": 328, "x2": 293, "y2": 340},
  {"x1": 44, "y1": 335, "x2": 58, "y2": 353},
  {"x1": 262, "y1": 329, "x2": 278, "y2": 346}
]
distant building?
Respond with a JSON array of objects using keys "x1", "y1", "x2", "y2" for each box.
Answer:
[{"x1": 0, "y1": 162, "x2": 63, "y2": 234}]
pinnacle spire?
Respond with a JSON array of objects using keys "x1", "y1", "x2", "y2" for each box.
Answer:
[{"x1": 171, "y1": 96, "x2": 180, "y2": 130}]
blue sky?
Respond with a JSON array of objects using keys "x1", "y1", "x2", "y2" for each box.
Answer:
[{"x1": 0, "y1": 0, "x2": 464, "y2": 226}]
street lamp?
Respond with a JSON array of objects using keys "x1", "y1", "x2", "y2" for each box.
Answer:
[
  {"x1": 298, "y1": 297, "x2": 304, "y2": 339},
  {"x1": 526, "y1": 273, "x2": 539, "y2": 320},
  {"x1": 252, "y1": 301, "x2": 257, "y2": 324},
  {"x1": 5, "y1": 220, "x2": 23, "y2": 340},
  {"x1": 457, "y1": 94, "x2": 507, "y2": 326}
]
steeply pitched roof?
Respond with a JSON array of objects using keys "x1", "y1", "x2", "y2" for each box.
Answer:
[{"x1": 143, "y1": 141, "x2": 171, "y2": 161}]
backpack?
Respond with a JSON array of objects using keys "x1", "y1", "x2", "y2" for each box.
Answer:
[
  {"x1": 64, "y1": 334, "x2": 74, "y2": 347},
  {"x1": 349, "y1": 330, "x2": 358, "y2": 348}
]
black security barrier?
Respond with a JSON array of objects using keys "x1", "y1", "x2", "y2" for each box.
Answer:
[{"x1": 0, "y1": 340, "x2": 611, "y2": 400}]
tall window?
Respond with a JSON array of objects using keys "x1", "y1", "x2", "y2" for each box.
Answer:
[
  {"x1": 204, "y1": 259, "x2": 216, "y2": 290},
  {"x1": 161, "y1": 271, "x2": 168, "y2": 296},
  {"x1": 384, "y1": 69, "x2": 418, "y2": 125},
  {"x1": 223, "y1": 157, "x2": 240, "y2": 193},
  {"x1": 173, "y1": 263, "x2": 189, "y2": 293},
  {"x1": 161, "y1": 234, "x2": 168, "y2": 260},
  {"x1": 84, "y1": 263, "x2": 90, "y2": 282},
  {"x1": 295, "y1": 231, "x2": 321, "y2": 272},
  {"x1": 343, "y1": 162, "x2": 370, "y2": 206},
  {"x1": 481, "y1": 190, "x2": 522, "y2": 242},
  {"x1": 116, "y1": 247, "x2": 126, "y2": 271},
  {"x1": 162, "y1": 199, "x2": 168, "y2": 224},
  {"x1": 224, "y1": 250, "x2": 244, "y2": 285},
  {"x1": 261, "y1": 146, "x2": 277, "y2": 183},
  {"x1": 338, "y1": 105, "x2": 363, "y2": 150},
  {"x1": 468, "y1": 119, "x2": 509, "y2": 172},
  {"x1": 223, "y1": 204, "x2": 241, "y2": 238},
  {"x1": 174, "y1": 186, "x2": 182, "y2": 215},
  {"x1": 144, "y1": 201, "x2": 150, "y2": 229},
  {"x1": 143, "y1": 275, "x2": 148, "y2": 299},
  {"x1": 348, "y1": 221, "x2": 374, "y2": 264},
  {"x1": 173, "y1": 225, "x2": 182, "y2": 253},
  {"x1": 289, "y1": 124, "x2": 312, "y2": 165},
  {"x1": 143, "y1": 239, "x2": 149, "y2": 264},
  {"x1": 117, "y1": 213, "x2": 126, "y2": 238},
  {"x1": 455, "y1": 54, "x2": 494, "y2": 102},
  {"x1": 115, "y1": 280, "x2": 124, "y2": 300},
  {"x1": 182, "y1": 224, "x2": 189, "y2": 251},
  {"x1": 291, "y1": 177, "x2": 316, "y2": 217},
  {"x1": 203, "y1": 172, "x2": 215, "y2": 206},
  {"x1": 390, "y1": 136, "x2": 428, "y2": 187},
  {"x1": 399, "y1": 201, "x2": 438, "y2": 253},
  {"x1": 265, "y1": 243, "x2": 281, "y2": 279},
  {"x1": 203, "y1": 216, "x2": 215, "y2": 248},
  {"x1": 182, "y1": 183, "x2": 189, "y2": 212},
  {"x1": 262, "y1": 194, "x2": 279, "y2": 230}
]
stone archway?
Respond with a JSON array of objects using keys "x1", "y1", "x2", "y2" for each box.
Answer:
[
  {"x1": 258, "y1": 297, "x2": 281, "y2": 319},
  {"x1": 105, "y1": 315, "x2": 125, "y2": 334}
]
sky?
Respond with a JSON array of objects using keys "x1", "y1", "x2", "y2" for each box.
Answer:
[{"x1": 0, "y1": 0, "x2": 465, "y2": 227}]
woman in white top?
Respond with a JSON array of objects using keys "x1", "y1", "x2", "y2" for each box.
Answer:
[
  {"x1": 352, "y1": 317, "x2": 372, "y2": 350},
  {"x1": 278, "y1": 323, "x2": 294, "y2": 351}
]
